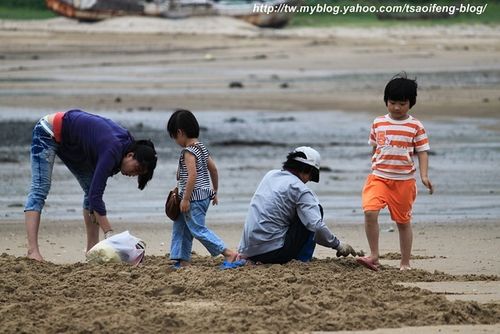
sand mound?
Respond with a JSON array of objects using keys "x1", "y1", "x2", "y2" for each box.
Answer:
[
  {"x1": 0, "y1": 16, "x2": 259, "y2": 36},
  {"x1": 97, "y1": 16, "x2": 258, "y2": 35},
  {"x1": 0, "y1": 253, "x2": 498, "y2": 332}
]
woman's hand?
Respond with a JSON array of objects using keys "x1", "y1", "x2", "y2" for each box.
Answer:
[
  {"x1": 212, "y1": 194, "x2": 218, "y2": 206},
  {"x1": 180, "y1": 198, "x2": 190, "y2": 213}
]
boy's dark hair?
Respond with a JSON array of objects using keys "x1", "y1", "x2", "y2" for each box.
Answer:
[
  {"x1": 126, "y1": 139, "x2": 157, "y2": 190},
  {"x1": 384, "y1": 72, "x2": 418, "y2": 108},
  {"x1": 282, "y1": 151, "x2": 316, "y2": 179},
  {"x1": 167, "y1": 109, "x2": 200, "y2": 139}
]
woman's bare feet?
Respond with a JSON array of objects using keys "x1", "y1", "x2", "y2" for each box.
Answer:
[
  {"x1": 27, "y1": 250, "x2": 44, "y2": 262},
  {"x1": 400, "y1": 264, "x2": 412, "y2": 271}
]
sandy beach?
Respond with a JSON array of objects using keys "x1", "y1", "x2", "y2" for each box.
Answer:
[
  {"x1": 0, "y1": 16, "x2": 499, "y2": 333},
  {"x1": 1, "y1": 219, "x2": 500, "y2": 333}
]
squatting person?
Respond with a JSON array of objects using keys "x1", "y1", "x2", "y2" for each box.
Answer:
[{"x1": 238, "y1": 146, "x2": 357, "y2": 264}]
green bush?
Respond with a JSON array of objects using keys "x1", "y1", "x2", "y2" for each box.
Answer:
[
  {"x1": 0, "y1": 0, "x2": 47, "y2": 9},
  {"x1": 0, "y1": 0, "x2": 55, "y2": 19}
]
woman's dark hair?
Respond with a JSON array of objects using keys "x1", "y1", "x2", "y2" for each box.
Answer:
[
  {"x1": 283, "y1": 151, "x2": 315, "y2": 175},
  {"x1": 384, "y1": 72, "x2": 418, "y2": 108},
  {"x1": 167, "y1": 109, "x2": 199, "y2": 139},
  {"x1": 126, "y1": 139, "x2": 157, "y2": 190}
]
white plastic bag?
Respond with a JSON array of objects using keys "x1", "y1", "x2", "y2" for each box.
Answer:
[{"x1": 86, "y1": 231, "x2": 145, "y2": 265}]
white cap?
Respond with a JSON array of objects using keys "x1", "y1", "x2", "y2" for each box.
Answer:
[{"x1": 292, "y1": 146, "x2": 321, "y2": 182}]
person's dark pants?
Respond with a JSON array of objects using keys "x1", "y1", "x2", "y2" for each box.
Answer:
[{"x1": 249, "y1": 217, "x2": 316, "y2": 264}]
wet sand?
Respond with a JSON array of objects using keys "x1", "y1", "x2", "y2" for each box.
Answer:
[
  {"x1": 0, "y1": 18, "x2": 499, "y2": 118},
  {"x1": 1, "y1": 17, "x2": 499, "y2": 333},
  {"x1": 1, "y1": 109, "x2": 499, "y2": 224}
]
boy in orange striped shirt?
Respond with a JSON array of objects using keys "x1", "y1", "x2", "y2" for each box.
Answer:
[{"x1": 358, "y1": 73, "x2": 434, "y2": 271}]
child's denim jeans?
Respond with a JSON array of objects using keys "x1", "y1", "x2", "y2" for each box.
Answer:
[
  {"x1": 170, "y1": 198, "x2": 226, "y2": 261},
  {"x1": 24, "y1": 118, "x2": 93, "y2": 213}
]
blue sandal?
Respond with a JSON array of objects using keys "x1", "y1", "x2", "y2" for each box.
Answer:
[{"x1": 220, "y1": 259, "x2": 247, "y2": 270}]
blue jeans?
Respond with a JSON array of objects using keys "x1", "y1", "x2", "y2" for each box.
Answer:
[
  {"x1": 249, "y1": 216, "x2": 316, "y2": 264},
  {"x1": 24, "y1": 118, "x2": 93, "y2": 213},
  {"x1": 169, "y1": 198, "x2": 226, "y2": 262}
]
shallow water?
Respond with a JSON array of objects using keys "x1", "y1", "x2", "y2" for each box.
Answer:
[{"x1": 0, "y1": 108, "x2": 499, "y2": 224}]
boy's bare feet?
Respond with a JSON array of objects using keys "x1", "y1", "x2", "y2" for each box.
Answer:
[
  {"x1": 400, "y1": 264, "x2": 412, "y2": 271},
  {"x1": 365, "y1": 255, "x2": 380, "y2": 266},
  {"x1": 356, "y1": 256, "x2": 380, "y2": 271}
]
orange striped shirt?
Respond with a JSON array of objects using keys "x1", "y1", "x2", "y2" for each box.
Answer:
[{"x1": 369, "y1": 114, "x2": 430, "y2": 180}]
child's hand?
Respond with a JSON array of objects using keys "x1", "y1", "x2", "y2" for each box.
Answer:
[
  {"x1": 422, "y1": 176, "x2": 434, "y2": 194},
  {"x1": 180, "y1": 199, "x2": 190, "y2": 213},
  {"x1": 212, "y1": 194, "x2": 218, "y2": 206}
]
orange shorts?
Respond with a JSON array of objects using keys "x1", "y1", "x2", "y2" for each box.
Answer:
[{"x1": 362, "y1": 174, "x2": 417, "y2": 224}]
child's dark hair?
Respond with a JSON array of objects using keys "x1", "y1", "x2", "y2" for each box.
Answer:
[
  {"x1": 126, "y1": 139, "x2": 157, "y2": 190},
  {"x1": 283, "y1": 151, "x2": 316, "y2": 177},
  {"x1": 167, "y1": 109, "x2": 199, "y2": 139},
  {"x1": 384, "y1": 72, "x2": 418, "y2": 108}
]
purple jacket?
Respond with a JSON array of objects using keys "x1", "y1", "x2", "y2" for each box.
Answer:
[{"x1": 58, "y1": 110, "x2": 133, "y2": 215}]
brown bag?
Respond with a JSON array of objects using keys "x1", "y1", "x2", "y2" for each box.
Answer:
[{"x1": 165, "y1": 187, "x2": 180, "y2": 221}]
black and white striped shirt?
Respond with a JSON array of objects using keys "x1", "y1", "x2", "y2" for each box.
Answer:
[{"x1": 178, "y1": 142, "x2": 215, "y2": 201}]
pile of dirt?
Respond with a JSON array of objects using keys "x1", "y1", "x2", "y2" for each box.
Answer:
[{"x1": 0, "y1": 254, "x2": 498, "y2": 333}]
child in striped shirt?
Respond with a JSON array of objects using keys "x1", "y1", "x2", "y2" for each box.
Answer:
[
  {"x1": 166, "y1": 109, "x2": 240, "y2": 268},
  {"x1": 357, "y1": 73, "x2": 434, "y2": 272}
]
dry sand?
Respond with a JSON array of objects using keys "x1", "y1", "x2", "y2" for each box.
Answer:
[
  {"x1": 0, "y1": 253, "x2": 499, "y2": 333},
  {"x1": 1, "y1": 17, "x2": 499, "y2": 333}
]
